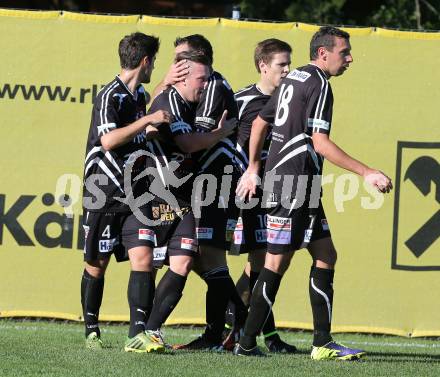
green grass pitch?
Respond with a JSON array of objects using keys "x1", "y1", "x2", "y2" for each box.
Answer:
[{"x1": 1, "y1": 320, "x2": 439, "y2": 377}]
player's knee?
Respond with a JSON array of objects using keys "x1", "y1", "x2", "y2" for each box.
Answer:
[
  {"x1": 170, "y1": 256, "x2": 193, "y2": 276},
  {"x1": 128, "y1": 247, "x2": 153, "y2": 271},
  {"x1": 85, "y1": 258, "x2": 110, "y2": 278},
  {"x1": 264, "y1": 251, "x2": 293, "y2": 275}
]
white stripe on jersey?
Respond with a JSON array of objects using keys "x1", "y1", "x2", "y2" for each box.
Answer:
[
  {"x1": 279, "y1": 133, "x2": 310, "y2": 153},
  {"x1": 104, "y1": 151, "x2": 122, "y2": 174},
  {"x1": 97, "y1": 123, "x2": 117, "y2": 136},
  {"x1": 236, "y1": 95, "x2": 258, "y2": 119},
  {"x1": 207, "y1": 79, "x2": 216, "y2": 117},
  {"x1": 84, "y1": 157, "x2": 124, "y2": 193},
  {"x1": 199, "y1": 147, "x2": 236, "y2": 172},
  {"x1": 234, "y1": 85, "x2": 254, "y2": 97},
  {"x1": 171, "y1": 91, "x2": 182, "y2": 120},
  {"x1": 316, "y1": 70, "x2": 328, "y2": 120},
  {"x1": 203, "y1": 79, "x2": 215, "y2": 117},
  {"x1": 153, "y1": 139, "x2": 169, "y2": 168},
  {"x1": 85, "y1": 146, "x2": 104, "y2": 164},
  {"x1": 235, "y1": 143, "x2": 249, "y2": 166},
  {"x1": 270, "y1": 143, "x2": 320, "y2": 173},
  {"x1": 147, "y1": 141, "x2": 167, "y2": 187},
  {"x1": 100, "y1": 81, "x2": 118, "y2": 125},
  {"x1": 314, "y1": 70, "x2": 328, "y2": 121}
]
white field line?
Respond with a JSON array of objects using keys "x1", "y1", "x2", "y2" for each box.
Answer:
[{"x1": 1, "y1": 324, "x2": 439, "y2": 349}]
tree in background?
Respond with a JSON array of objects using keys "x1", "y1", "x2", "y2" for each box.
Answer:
[{"x1": 238, "y1": 0, "x2": 440, "y2": 30}]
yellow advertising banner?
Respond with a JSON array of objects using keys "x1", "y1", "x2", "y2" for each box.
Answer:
[{"x1": 0, "y1": 9, "x2": 439, "y2": 336}]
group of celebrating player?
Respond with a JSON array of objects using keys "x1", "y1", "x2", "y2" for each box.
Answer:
[{"x1": 80, "y1": 26, "x2": 392, "y2": 360}]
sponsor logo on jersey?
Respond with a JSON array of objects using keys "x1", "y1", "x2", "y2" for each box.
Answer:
[
  {"x1": 233, "y1": 230, "x2": 244, "y2": 245},
  {"x1": 181, "y1": 237, "x2": 197, "y2": 252},
  {"x1": 255, "y1": 229, "x2": 267, "y2": 243},
  {"x1": 308, "y1": 118, "x2": 330, "y2": 131},
  {"x1": 287, "y1": 69, "x2": 311, "y2": 82},
  {"x1": 153, "y1": 246, "x2": 167, "y2": 261},
  {"x1": 321, "y1": 219, "x2": 329, "y2": 231},
  {"x1": 303, "y1": 229, "x2": 313, "y2": 243},
  {"x1": 225, "y1": 219, "x2": 238, "y2": 242},
  {"x1": 98, "y1": 237, "x2": 117, "y2": 253},
  {"x1": 138, "y1": 228, "x2": 154, "y2": 241},
  {"x1": 196, "y1": 227, "x2": 213, "y2": 239},
  {"x1": 267, "y1": 229, "x2": 291, "y2": 245},
  {"x1": 170, "y1": 121, "x2": 191, "y2": 134},
  {"x1": 267, "y1": 216, "x2": 292, "y2": 230},
  {"x1": 195, "y1": 116, "x2": 216, "y2": 126}
]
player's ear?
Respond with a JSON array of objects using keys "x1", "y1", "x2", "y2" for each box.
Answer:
[
  {"x1": 318, "y1": 46, "x2": 327, "y2": 61},
  {"x1": 141, "y1": 55, "x2": 150, "y2": 67},
  {"x1": 258, "y1": 60, "x2": 266, "y2": 74}
]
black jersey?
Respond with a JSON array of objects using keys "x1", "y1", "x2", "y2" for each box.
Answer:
[
  {"x1": 146, "y1": 86, "x2": 197, "y2": 205},
  {"x1": 83, "y1": 76, "x2": 148, "y2": 213},
  {"x1": 194, "y1": 71, "x2": 239, "y2": 172},
  {"x1": 234, "y1": 84, "x2": 272, "y2": 172},
  {"x1": 260, "y1": 64, "x2": 333, "y2": 196}
]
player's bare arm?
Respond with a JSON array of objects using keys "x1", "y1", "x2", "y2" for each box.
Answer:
[
  {"x1": 312, "y1": 132, "x2": 393, "y2": 193},
  {"x1": 175, "y1": 110, "x2": 235, "y2": 153},
  {"x1": 100, "y1": 110, "x2": 171, "y2": 151},
  {"x1": 151, "y1": 60, "x2": 190, "y2": 99},
  {"x1": 236, "y1": 115, "x2": 269, "y2": 200}
]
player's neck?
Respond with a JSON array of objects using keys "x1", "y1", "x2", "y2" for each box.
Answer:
[
  {"x1": 256, "y1": 79, "x2": 275, "y2": 96},
  {"x1": 309, "y1": 61, "x2": 330, "y2": 79},
  {"x1": 118, "y1": 69, "x2": 141, "y2": 95}
]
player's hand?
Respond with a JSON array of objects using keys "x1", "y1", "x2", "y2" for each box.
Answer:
[
  {"x1": 364, "y1": 169, "x2": 393, "y2": 193},
  {"x1": 145, "y1": 125, "x2": 161, "y2": 141},
  {"x1": 216, "y1": 110, "x2": 236, "y2": 137},
  {"x1": 236, "y1": 169, "x2": 260, "y2": 201},
  {"x1": 147, "y1": 110, "x2": 172, "y2": 126},
  {"x1": 164, "y1": 60, "x2": 190, "y2": 86}
]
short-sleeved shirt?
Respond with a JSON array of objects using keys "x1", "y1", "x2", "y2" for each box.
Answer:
[
  {"x1": 234, "y1": 83, "x2": 272, "y2": 173},
  {"x1": 146, "y1": 86, "x2": 197, "y2": 205},
  {"x1": 260, "y1": 64, "x2": 333, "y2": 196},
  {"x1": 194, "y1": 71, "x2": 239, "y2": 172},
  {"x1": 83, "y1": 76, "x2": 149, "y2": 213}
]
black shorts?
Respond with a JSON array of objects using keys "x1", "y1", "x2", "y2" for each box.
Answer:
[
  {"x1": 82, "y1": 208, "x2": 155, "y2": 262},
  {"x1": 151, "y1": 201, "x2": 199, "y2": 268},
  {"x1": 194, "y1": 166, "x2": 240, "y2": 250},
  {"x1": 229, "y1": 187, "x2": 267, "y2": 255},
  {"x1": 266, "y1": 199, "x2": 331, "y2": 254}
]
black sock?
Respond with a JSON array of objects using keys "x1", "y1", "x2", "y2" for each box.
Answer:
[
  {"x1": 202, "y1": 267, "x2": 236, "y2": 343},
  {"x1": 249, "y1": 270, "x2": 278, "y2": 340},
  {"x1": 309, "y1": 266, "x2": 334, "y2": 346},
  {"x1": 236, "y1": 270, "x2": 251, "y2": 306},
  {"x1": 225, "y1": 270, "x2": 250, "y2": 328},
  {"x1": 145, "y1": 269, "x2": 187, "y2": 331},
  {"x1": 241, "y1": 268, "x2": 282, "y2": 349},
  {"x1": 81, "y1": 269, "x2": 104, "y2": 338},
  {"x1": 127, "y1": 271, "x2": 155, "y2": 338}
]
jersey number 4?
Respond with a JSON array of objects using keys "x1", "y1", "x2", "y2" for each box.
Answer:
[{"x1": 274, "y1": 84, "x2": 294, "y2": 127}]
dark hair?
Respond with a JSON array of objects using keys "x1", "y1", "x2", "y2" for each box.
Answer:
[
  {"x1": 254, "y1": 38, "x2": 292, "y2": 73},
  {"x1": 118, "y1": 32, "x2": 160, "y2": 69},
  {"x1": 174, "y1": 34, "x2": 213, "y2": 65},
  {"x1": 175, "y1": 50, "x2": 211, "y2": 67},
  {"x1": 309, "y1": 26, "x2": 350, "y2": 60}
]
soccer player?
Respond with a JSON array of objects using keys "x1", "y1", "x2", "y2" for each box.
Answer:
[
  {"x1": 81, "y1": 32, "x2": 171, "y2": 352},
  {"x1": 161, "y1": 35, "x2": 248, "y2": 350},
  {"x1": 230, "y1": 38, "x2": 296, "y2": 353},
  {"x1": 233, "y1": 26, "x2": 392, "y2": 359},
  {"x1": 141, "y1": 50, "x2": 236, "y2": 347}
]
